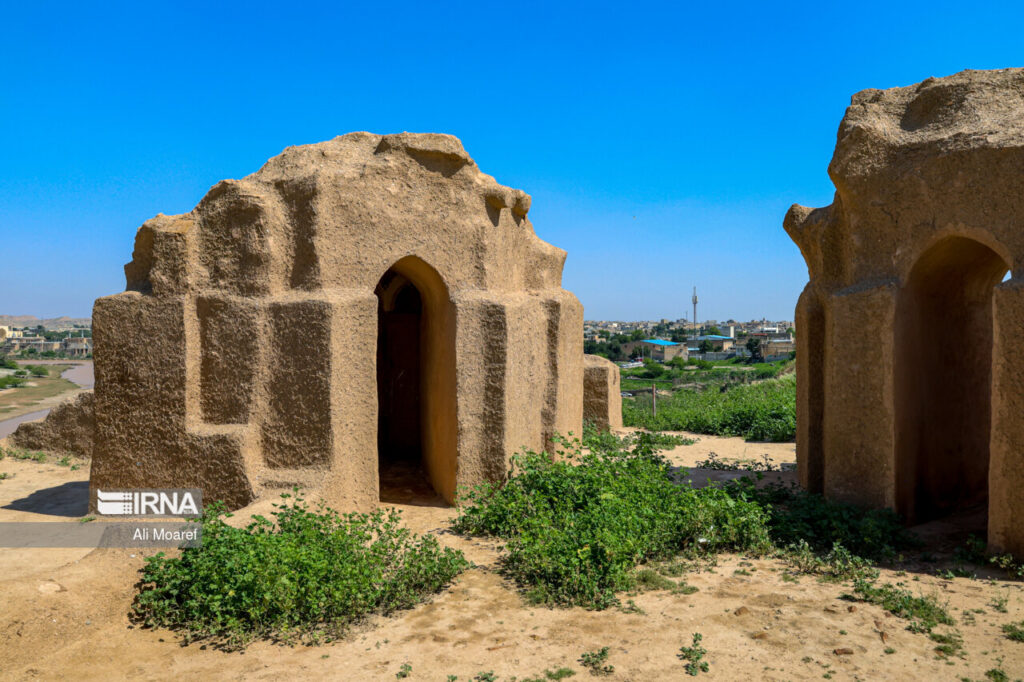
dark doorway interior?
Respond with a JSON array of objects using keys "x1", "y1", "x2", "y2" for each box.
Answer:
[
  {"x1": 375, "y1": 270, "x2": 441, "y2": 505},
  {"x1": 895, "y1": 237, "x2": 1008, "y2": 527}
]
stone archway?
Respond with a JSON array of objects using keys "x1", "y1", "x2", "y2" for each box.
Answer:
[
  {"x1": 895, "y1": 237, "x2": 1010, "y2": 525},
  {"x1": 374, "y1": 256, "x2": 457, "y2": 504}
]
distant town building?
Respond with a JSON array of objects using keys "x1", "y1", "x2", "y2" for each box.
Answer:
[
  {"x1": 0, "y1": 332, "x2": 92, "y2": 356},
  {"x1": 622, "y1": 339, "x2": 686, "y2": 362},
  {"x1": 689, "y1": 334, "x2": 735, "y2": 352}
]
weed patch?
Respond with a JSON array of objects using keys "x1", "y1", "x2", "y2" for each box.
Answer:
[
  {"x1": 842, "y1": 580, "x2": 954, "y2": 633},
  {"x1": 132, "y1": 492, "x2": 469, "y2": 648},
  {"x1": 0, "y1": 446, "x2": 47, "y2": 463},
  {"x1": 579, "y1": 647, "x2": 614, "y2": 676},
  {"x1": 453, "y1": 435, "x2": 771, "y2": 608},
  {"x1": 930, "y1": 630, "x2": 965, "y2": 658},
  {"x1": 730, "y1": 479, "x2": 916, "y2": 560},
  {"x1": 678, "y1": 632, "x2": 709, "y2": 675},
  {"x1": 1002, "y1": 621, "x2": 1024, "y2": 643},
  {"x1": 784, "y1": 540, "x2": 881, "y2": 582}
]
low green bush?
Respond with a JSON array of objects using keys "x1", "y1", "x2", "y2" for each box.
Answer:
[
  {"x1": 454, "y1": 430, "x2": 916, "y2": 610},
  {"x1": 453, "y1": 435, "x2": 772, "y2": 608},
  {"x1": 0, "y1": 375, "x2": 26, "y2": 389},
  {"x1": 132, "y1": 492, "x2": 469, "y2": 648},
  {"x1": 784, "y1": 539, "x2": 881, "y2": 582},
  {"x1": 1002, "y1": 621, "x2": 1024, "y2": 642},
  {"x1": 728, "y1": 477, "x2": 915, "y2": 560},
  {"x1": 582, "y1": 421, "x2": 693, "y2": 456}
]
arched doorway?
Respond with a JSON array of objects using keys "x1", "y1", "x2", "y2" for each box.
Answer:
[
  {"x1": 895, "y1": 237, "x2": 1010, "y2": 525},
  {"x1": 374, "y1": 257, "x2": 457, "y2": 504}
]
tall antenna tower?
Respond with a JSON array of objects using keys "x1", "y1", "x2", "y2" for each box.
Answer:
[{"x1": 692, "y1": 286, "x2": 698, "y2": 339}]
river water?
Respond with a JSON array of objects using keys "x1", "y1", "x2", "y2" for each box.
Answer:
[{"x1": 0, "y1": 361, "x2": 94, "y2": 438}]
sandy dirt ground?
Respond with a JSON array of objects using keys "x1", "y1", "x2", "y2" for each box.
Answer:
[{"x1": 1, "y1": 433, "x2": 1023, "y2": 681}]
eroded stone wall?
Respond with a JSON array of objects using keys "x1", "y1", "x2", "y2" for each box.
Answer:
[
  {"x1": 10, "y1": 391, "x2": 94, "y2": 458},
  {"x1": 583, "y1": 355, "x2": 623, "y2": 432},
  {"x1": 786, "y1": 69, "x2": 1024, "y2": 554},
  {"x1": 90, "y1": 133, "x2": 583, "y2": 511}
]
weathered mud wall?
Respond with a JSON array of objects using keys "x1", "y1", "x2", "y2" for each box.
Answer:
[
  {"x1": 786, "y1": 69, "x2": 1024, "y2": 554},
  {"x1": 583, "y1": 354, "x2": 623, "y2": 432},
  {"x1": 11, "y1": 392, "x2": 94, "y2": 458},
  {"x1": 91, "y1": 133, "x2": 584, "y2": 511}
]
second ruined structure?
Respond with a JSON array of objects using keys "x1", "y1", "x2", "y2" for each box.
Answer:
[
  {"x1": 787, "y1": 69, "x2": 1024, "y2": 554},
  {"x1": 583, "y1": 354, "x2": 623, "y2": 432}
]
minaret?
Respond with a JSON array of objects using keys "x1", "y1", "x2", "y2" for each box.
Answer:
[{"x1": 692, "y1": 286, "x2": 698, "y2": 339}]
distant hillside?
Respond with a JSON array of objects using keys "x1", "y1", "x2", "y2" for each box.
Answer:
[{"x1": 0, "y1": 315, "x2": 91, "y2": 330}]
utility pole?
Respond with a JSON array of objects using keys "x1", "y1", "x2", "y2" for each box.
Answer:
[{"x1": 692, "y1": 286, "x2": 698, "y2": 340}]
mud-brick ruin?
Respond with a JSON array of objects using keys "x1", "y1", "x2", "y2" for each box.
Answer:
[
  {"x1": 787, "y1": 69, "x2": 1024, "y2": 555},
  {"x1": 89, "y1": 132, "x2": 588, "y2": 510}
]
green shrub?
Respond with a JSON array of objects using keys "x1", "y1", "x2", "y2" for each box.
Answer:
[
  {"x1": 1003, "y1": 621, "x2": 1024, "y2": 642},
  {"x1": 579, "y1": 647, "x2": 614, "y2": 676},
  {"x1": 989, "y1": 552, "x2": 1024, "y2": 580},
  {"x1": 0, "y1": 375, "x2": 26, "y2": 389},
  {"x1": 623, "y1": 374, "x2": 796, "y2": 441},
  {"x1": 133, "y1": 492, "x2": 469, "y2": 648},
  {"x1": 730, "y1": 478, "x2": 915, "y2": 560},
  {"x1": 784, "y1": 540, "x2": 880, "y2": 582},
  {"x1": 453, "y1": 436, "x2": 772, "y2": 608},
  {"x1": 678, "y1": 632, "x2": 710, "y2": 675},
  {"x1": 640, "y1": 361, "x2": 666, "y2": 379},
  {"x1": 842, "y1": 579, "x2": 953, "y2": 633},
  {"x1": 582, "y1": 422, "x2": 693, "y2": 456}
]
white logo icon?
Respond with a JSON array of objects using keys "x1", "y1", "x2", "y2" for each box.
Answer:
[
  {"x1": 96, "y1": 490, "x2": 201, "y2": 516},
  {"x1": 96, "y1": 490, "x2": 134, "y2": 515}
]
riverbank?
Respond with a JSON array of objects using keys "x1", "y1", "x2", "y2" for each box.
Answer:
[{"x1": 0, "y1": 361, "x2": 93, "y2": 437}]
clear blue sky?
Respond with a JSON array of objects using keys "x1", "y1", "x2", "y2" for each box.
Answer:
[{"x1": 2, "y1": 2, "x2": 1021, "y2": 322}]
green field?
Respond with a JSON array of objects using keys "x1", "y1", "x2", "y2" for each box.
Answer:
[{"x1": 623, "y1": 372, "x2": 796, "y2": 442}]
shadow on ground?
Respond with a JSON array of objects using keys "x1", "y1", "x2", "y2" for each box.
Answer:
[{"x1": 3, "y1": 480, "x2": 89, "y2": 517}]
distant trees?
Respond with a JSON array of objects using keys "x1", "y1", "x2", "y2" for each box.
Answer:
[
  {"x1": 640, "y1": 361, "x2": 666, "y2": 379},
  {"x1": 707, "y1": 325, "x2": 721, "y2": 336},
  {"x1": 0, "y1": 375, "x2": 26, "y2": 389},
  {"x1": 745, "y1": 337, "x2": 764, "y2": 363},
  {"x1": 698, "y1": 340, "x2": 713, "y2": 354},
  {"x1": 584, "y1": 336, "x2": 627, "y2": 362}
]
